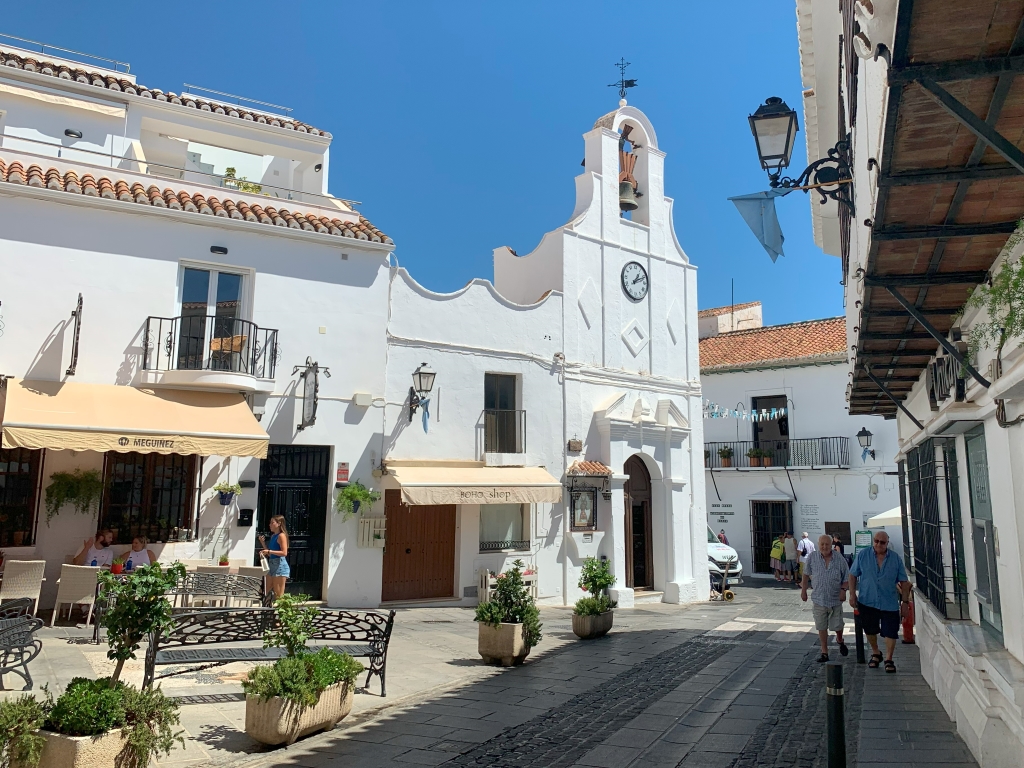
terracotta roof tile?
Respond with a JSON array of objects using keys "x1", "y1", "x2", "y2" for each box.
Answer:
[
  {"x1": 0, "y1": 48, "x2": 328, "y2": 137},
  {"x1": 699, "y1": 317, "x2": 846, "y2": 372},
  {"x1": 567, "y1": 461, "x2": 612, "y2": 476},
  {"x1": 0, "y1": 156, "x2": 391, "y2": 244},
  {"x1": 697, "y1": 301, "x2": 760, "y2": 318}
]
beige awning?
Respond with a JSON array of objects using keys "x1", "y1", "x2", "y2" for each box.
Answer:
[
  {"x1": 866, "y1": 507, "x2": 902, "y2": 527},
  {"x1": 0, "y1": 379, "x2": 268, "y2": 458},
  {"x1": 390, "y1": 465, "x2": 563, "y2": 506}
]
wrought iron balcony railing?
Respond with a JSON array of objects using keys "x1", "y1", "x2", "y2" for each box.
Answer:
[
  {"x1": 483, "y1": 409, "x2": 526, "y2": 454},
  {"x1": 144, "y1": 315, "x2": 279, "y2": 379},
  {"x1": 705, "y1": 437, "x2": 850, "y2": 469}
]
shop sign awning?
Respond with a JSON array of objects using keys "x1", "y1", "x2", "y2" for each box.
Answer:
[
  {"x1": 390, "y1": 465, "x2": 562, "y2": 506},
  {"x1": 0, "y1": 379, "x2": 268, "y2": 458}
]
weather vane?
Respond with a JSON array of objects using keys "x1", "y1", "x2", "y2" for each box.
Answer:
[{"x1": 608, "y1": 58, "x2": 637, "y2": 101}]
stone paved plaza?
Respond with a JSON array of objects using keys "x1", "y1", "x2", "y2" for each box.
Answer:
[{"x1": 10, "y1": 580, "x2": 977, "y2": 767}]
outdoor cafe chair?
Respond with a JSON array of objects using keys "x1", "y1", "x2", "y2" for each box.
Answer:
[
  {"x1": 0, "y1": 561, "x2": 46, "y2": 617},
  {"x1": 237, "y1": 566, "x2": 266, "y2": 579},
  {"x1": 51, "y1": 564, "x2": 100, "y2": 626}
]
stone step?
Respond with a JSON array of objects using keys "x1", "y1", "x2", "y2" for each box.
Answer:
[{"x1": 633, "y1": 590, "x2": 665, "y2": 604}]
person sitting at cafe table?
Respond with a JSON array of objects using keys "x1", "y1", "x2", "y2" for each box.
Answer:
[
  {"x1": 125, "y1": 536, "x2": 158, "y2": 570},
  {"x1": 73, "y1": 529, "x2": 114, "y2": 567}
]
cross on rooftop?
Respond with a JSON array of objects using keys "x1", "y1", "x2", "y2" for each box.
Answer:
[{"x1": 608, "y1": 57, "x2": 637, "y2": 101}]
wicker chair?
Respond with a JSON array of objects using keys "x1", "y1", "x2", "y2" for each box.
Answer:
[
  {"x1": 51, "y1": 565, "x2": 100, "y2": 626},
  {"x1": 0, "y1": 561, "x2": 46, "y2": 617},
  {"x1": 237, "y1": 566, "x2": 266, "y2": 578},
  {"x1": 0, "y1": 614, "x2": 43, "y2": 689}
]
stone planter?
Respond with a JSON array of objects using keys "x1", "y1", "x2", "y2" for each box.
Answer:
[
  {"x1": 245, "y1": 681, "x2": 354, "y2": 746},
  {"x1": 26, "y1": 729, "x2": 124, "y2": 768},
  {"x1": 478, "y1": 621, "x2": 530, "y2": 666},
  {"x1": 572, "y1": 610, "x2": 614, "y2": 639}
]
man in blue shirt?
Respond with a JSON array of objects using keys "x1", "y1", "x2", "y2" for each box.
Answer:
[{"x1": 849, "y1": 530, "x2": 911, "y2": 673}]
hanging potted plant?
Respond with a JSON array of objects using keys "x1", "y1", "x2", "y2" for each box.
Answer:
[
  {"x1": 44, "y1": 469, "x2": 104, "y2": 525},
  {"x1": 572, "y1": 557, "x2": 616, "y2": 639},
  {"x1": 212, "y1": 482, "x2": 243, "y2": 506},
  {"x1": 243, "y1": 594, "x2": 363, "y2": 745},
  {"x1": 474, "y1": 560, "x2": 542, "y2": 666},
  {"x1": 334, "y1": 480, "x2": 381, "y2": 522},
  {"x1": 746, "y1": 447, "x2": 762, "y2": 467},
  {"x1": 718, "y1": 446, "x2": 734, "y2": 467}
]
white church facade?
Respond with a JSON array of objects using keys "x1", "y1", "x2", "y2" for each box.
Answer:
[{"x1": 0, "y1": 40, "x2": 708, "y2": 611}]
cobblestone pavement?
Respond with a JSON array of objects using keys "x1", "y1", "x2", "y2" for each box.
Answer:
[{"x1": 231, "y1": 580, "x2": 978, "y2": 768}]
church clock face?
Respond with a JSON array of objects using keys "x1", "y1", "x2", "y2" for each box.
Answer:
[{"x1": 621, "y1": 261, "x2": 649, "y2": 301}]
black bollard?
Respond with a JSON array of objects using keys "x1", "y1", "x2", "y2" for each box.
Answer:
[
  {"x1": 826, "y1": 662, "x2": 847, "y2": 768},
  {"x1": 853, "y1": 609, "x2": 865, "y2": 664}
]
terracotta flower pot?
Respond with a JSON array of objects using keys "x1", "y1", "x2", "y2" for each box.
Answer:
[
  {"x1": 721, "y1": 457, "x2": 732, "y2": 467},
  {"x1": 478, "y1": 622, "x2": 529, "y2": 666},
  {"x1": 572, "y1": 610, "x2": 614, "y2": 639},
  {"x1": 762, "y1": 456, "x2": 773, "y2": 467},
  {"x1": 245, "y1": 681, "x2": 354, "y2": 746},
  {"x1": 24, "y1": 729, "x2": 124, "y2": 768}
]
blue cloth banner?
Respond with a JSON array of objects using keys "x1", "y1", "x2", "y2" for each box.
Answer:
[{"x1": 728, "y1": 188, "x2": 790, "y2": 263}]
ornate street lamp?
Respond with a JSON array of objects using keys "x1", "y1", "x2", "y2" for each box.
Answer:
[
  {"x1": 408, "y1": 362, "x2": 436, "y2": 422},
  {"x1": 748, "y1": 97, "x2": 853, "y2": 212},
  {"x1": 856, "y1": 427, "x2": 875, "y2": 460}
]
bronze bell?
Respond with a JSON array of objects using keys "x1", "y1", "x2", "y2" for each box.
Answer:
[{"x1": 618, "y1": 181, "x2": 638, "y2": 211}]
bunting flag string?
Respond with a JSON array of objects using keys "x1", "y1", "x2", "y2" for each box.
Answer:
[{"x1": 702, "y1": 399, "x2": 787, "y2": 422}]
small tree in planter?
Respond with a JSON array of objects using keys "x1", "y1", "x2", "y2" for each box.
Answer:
[
  {"x1": 474, "y1": 559, "x2": 542, "y2": 666},
  {"x1": 761, "y1": 448, "x2": 775, "y2": 467},
  {"x1": 746, "y1": 447, "x2": 762, "y2": 467},
  {"x1": 718, "y1": 446, "x2": 734, "y2": 467},
  {"x1": 212, "y1": 482, "x2": 243, "y2": 505},
  {"x1": 242, "y1": 594, "x2": 363, "y2": 745},
  {"x1": 0, "y1": 679, "x2": 183, "y2": 768},
  {"x1": 572, "y1": 557, "x2": 616, "y2": 639},
  {"x1": 334, "y1": 480, "x2": 381, "y2": 522}
]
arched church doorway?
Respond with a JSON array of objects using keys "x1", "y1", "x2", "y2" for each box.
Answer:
[{"x1": 624, "y1": 455, "x2": 653, "y2": 590}]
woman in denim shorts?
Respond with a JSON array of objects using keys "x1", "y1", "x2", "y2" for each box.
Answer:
[{"x1": 259, "y1": 515, "x2": 290, "y2": 599}]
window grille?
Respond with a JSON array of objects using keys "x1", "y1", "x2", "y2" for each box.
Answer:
[{"x1": 101, "y1": 451, "x2": 197, "y2": 543}]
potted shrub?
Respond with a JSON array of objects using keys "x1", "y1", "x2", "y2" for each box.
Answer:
[
  {"x1": 474, "y1": 559, "x2": 542, "y2": 666},
  {"x1": 218, "y1": 554, "x2": 230, "y2": 567},
  {"x1": 242, "y1": 594, "x2": 363, "y2": 745},
  {"x1": 746, "y1": 447, "x2": 762, "y2": 467},
  {"x1": 572, "y1": 557, "x2": 616, "y2": 639},
  {"x1": 110, "y1": 558, "x2": 125, "y2": 575},
  {"x1": 718, "y1": 446, "x2": 734, "y2": 467},
  {"x1": 761, "y1": 448, "x2": 774, "y2": 467},
  {"x1": 704, "y1": 449, "x2": 710, "y2": 467},
  {"x1": 334, "y1": 480, "x2": 381, "y2": 521},
  {"x1": 0, "y1": 680, "x2": 183, "y2": 768},
  {"x1": 212, "y1": 482, "x2": 242, "y2": 505}
]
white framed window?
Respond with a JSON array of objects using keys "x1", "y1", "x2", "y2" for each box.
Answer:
[
  {"x1": 480, "y1": 504, "x2": 530, "y2": 553},
  {"x1": 174, "y1": 261, "x2": 255, "y2": 372}
]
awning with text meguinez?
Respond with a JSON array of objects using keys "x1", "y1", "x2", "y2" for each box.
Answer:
[{"x1": 0, "y1": 378, "x2": 268, "y2": 458}]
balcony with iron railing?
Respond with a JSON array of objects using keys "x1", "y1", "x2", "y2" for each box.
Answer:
[
  {"x1": 140, "y1": 315, "x2": 279, "y2": 393},
  {"x1": 483, "y1": 409, "x2": 526, "y2": 457},
  {"x1": 705, "y1": 437, "x2": 850, "y2": 469}
]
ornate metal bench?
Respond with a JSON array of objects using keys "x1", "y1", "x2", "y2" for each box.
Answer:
[
  {"x1": 143, "y1": 607, "x2": 396, "y2": 695},
  {"x1": 0, "y1": 598, "x2": 43, "y2": 689}
]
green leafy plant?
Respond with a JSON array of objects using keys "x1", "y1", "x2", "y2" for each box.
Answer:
[
  {"x1": 0, "y1": 694, "x2": 46, "y2": 768},
  {"x1": 704, "y1": 449, "x2": 710, "y2": 460},
  {"x1": 98, "y1": 563, "x2": 186, "y2": 684},
  {"x1": 43, "y1": 469, "x2": 104, "y2": 524},
  {"x1": 573, "y1": 557, "x2": 616, "y2": 617},
  {"x1": 474, "y1": 559, "x2": 542, "y2": 649},
  {"x1": 746, "y1": 448, "x2": 762, "y2": 459},
  {"x1": 212, "y1": 482, "x2": 243, "y2": 496},
  {"x1": 37, "y1": 678, "x2": 182, "y2": 768},
  {"x1": 242, "y1": 648, "x2": 363, "y2": 708},
  {"x1": 263, "y1": 593, "x2": 319, "y2": 658},
  {"x1": 573, "y1": 595, "x2": 616, "y2": 616},
  {"x1": 717, "y1": 446, "x2": 734, "y2": 459},
  {"x1": 334, "y1": 480, "x2": 381, "y2": 521},
  {"x1": 223, "y1": 167, "x2": 263, "y2": 194},
  {"x1": 218, "y1": 553, "x2": 230, "y2": 566},
  {"x1": 959, "y1": 238, "x2": 1024, "y2": 367}
]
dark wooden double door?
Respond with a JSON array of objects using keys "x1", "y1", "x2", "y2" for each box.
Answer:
[
  {"x1": 257, "y1": 446, "x2": 330, "y2": 599},
  {"x1": 381, "y1": 490, "x2": 456, "y2": 602},
  {"x1": 624, "y1": 455, "x2": 653, "y2": 590}
]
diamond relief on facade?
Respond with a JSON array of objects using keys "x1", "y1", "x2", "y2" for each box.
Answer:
[
  {"x1": 666, "y1": 299, "x2": 683, "y2": 344},
  {"x1": 577, "y1": 278, "x2": 602, "y2": 329},
  {"x1": 621, "y1": 319, "x2": 649, "y2": 357}
]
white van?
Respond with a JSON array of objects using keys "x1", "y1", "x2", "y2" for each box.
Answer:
[{"x1": 707, "y1": 526, "x2": 743, "y2": 586}]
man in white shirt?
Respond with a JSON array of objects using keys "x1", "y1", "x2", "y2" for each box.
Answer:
[
  {"x1": 796, "y1": 532, "x2": 816, "y2": 581},
  {"x1": 73, "y1": 529, "x2": 114, "y2": 567}
]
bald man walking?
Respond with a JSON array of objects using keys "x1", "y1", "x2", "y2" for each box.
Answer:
[
  {"x1": 849, "y1": 531, "x2": 912, "y2": 673},
  {"x1": 801, "y1": 534, "x2": 850, "y2": 661}
]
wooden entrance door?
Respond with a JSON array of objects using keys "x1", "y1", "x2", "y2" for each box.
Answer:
[
  {"x1": 382, "y1": 490, "x2": 456, "y2": 602},
  {"x1": 257, "y1": 446, "x2": 330, "y2": 599},
  {"x1": 624, "y1": 455, "x2": 653, "y2": 589}
]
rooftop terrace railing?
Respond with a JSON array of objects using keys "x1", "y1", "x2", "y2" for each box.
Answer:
[
  {"x1": 705, "y1": 437, "x2": 850, "y2": 469},
  {"x1": 0, "y1": 32, "x2": 130, "y2": 72}
]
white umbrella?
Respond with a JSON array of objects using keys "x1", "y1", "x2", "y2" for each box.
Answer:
[{"x1": 867, "y1": 507, "x2": 902, "y2": 527}]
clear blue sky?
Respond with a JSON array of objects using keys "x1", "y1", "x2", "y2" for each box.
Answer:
[{"x1": 2, "y1": 2, "x2": 843, "y2": 325}]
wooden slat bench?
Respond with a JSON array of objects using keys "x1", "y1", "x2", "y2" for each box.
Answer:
[{"x1": 143, "y1": 607, "x2": 396, "y2": 695}]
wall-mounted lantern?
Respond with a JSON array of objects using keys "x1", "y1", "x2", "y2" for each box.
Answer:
[
  {"x1": 856, "y1": 426, "x2": 875, "y2": 461},
  {"x1": 408, "y1": 362, "x2": 436, "y2": 423}
]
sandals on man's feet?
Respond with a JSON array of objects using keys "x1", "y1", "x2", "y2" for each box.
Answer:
[
  {"x1": 868, "y1": 653, "x2": 883, "y2": 668},
  {"x1": 884, "y1": 659, "x2": 896, "y2": 673},
  {"x1": 838, "y1": 642, "x2": 849, "y2": 657},
  {"x1": 817, "y1": 653, "x2": 830, "y2": 663}
]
